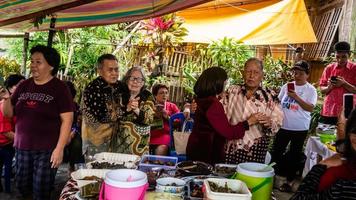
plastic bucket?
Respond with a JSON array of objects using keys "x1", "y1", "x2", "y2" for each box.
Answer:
[
  {"x1": 236, "y1": 162, "x2": 274, "y2": 200},
  {"x1": 99, "y1": 169, "x2": 148, "y2": 200}
]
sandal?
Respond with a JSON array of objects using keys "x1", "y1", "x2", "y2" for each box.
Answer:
[{"x1": 279, "y1": 183, "x2": 292, "y2": 193}]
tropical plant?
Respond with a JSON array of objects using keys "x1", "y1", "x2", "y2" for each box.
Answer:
[
  {"x1": 208, "y1": 37, "x2": 254, "y2": 84},
  {"x1": 262, "y1": 56, "x2": 293, "y2": 92},
  {"x1": 139, "y1": 14, "x2": 188, "y2": 70},
  {"x1": 5, "y1": 24, "x2": 138, "y2": 99},
  {"x1": 309, "y1": 103, "x2": 322, "y2": 135},
  {"x1": 0, "y1": 57, "x2": 21, "y2": 78}
]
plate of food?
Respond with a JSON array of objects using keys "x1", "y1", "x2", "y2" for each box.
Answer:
[
  {"x1": 213, "y1": 164, "x2": 238, "y2": 178},
  {"x1": 86, "y1": 160, "x2": 136, "y2": 169},
  {"x1": 176, "y1": 161, "x2": 213, "y2": 176}
]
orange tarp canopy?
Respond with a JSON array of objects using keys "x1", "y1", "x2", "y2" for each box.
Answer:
[{"x1": 178, "y1": 0, "x2": 317, "y2": 45}]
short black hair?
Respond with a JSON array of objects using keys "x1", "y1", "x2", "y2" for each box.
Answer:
[
  {"x1": 292, "y1": 60, "x2": 310, "y2": 74},
  {"x1": 152, "y1": 83, "x2": 169, "y2": 96},
  {"x1": 295, "y1": 47, "x2": 305, "y2": 53},
  {"x1": 5, "y1": 74, "x2": 25, "y2": 90},
  {"x1": 65, "y1": 80, "x2": 77, "y2": 99},
  {"x1": 334, "y1": 41, "x2": 351, "y2": 53},
  {"x1": 97, "y1": 54, "x2": 118, "y2": 69},
  {"x1": 244, "y1": 57, "x2": 264, "y2": 71},
  {"x1": 194, "y1": 67, "x2": 227, "y2": 98},
  {"x1": 30, "y1": 45, "x2": 60, "y2": 75}
]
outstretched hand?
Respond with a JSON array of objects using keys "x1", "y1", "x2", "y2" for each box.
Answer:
[{"x1": 319, "y1": 154, "x2": 344, "y2": 168}]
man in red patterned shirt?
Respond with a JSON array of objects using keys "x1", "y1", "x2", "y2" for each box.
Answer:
[{"x1": 319, "y1": 41, "x2": 356, "y2": 124}]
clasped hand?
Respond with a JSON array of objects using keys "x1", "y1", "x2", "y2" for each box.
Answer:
[
  {"x1": 248, "y1": 112, "x2": 272, "y2": 128},
  {"x1": 127, "y1": 97, "x2": 140, "y2": 113}
]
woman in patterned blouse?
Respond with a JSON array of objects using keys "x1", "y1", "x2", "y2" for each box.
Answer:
[
  {"x1": 110, "y1": 67, "x2": 155, "y2": 156},
  {"x1": 223, "y1": 57, "x2": 283, "y2": 164}
]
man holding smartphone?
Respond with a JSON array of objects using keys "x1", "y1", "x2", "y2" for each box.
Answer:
[
  {"x1": 319, "y1": 41, "x2": 356, "y2": 124},
  {"x1": 272, "y1": 60, "x2": 318, "y2": 192}
]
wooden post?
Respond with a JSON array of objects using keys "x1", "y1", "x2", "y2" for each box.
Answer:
[
  {"x1": 47, "y1": 17, "x2": 56, "y2": 47},
  {"x1": 64, "y1": 44, "x2": 74, "y2": 76},
  {"x1": 339, "y1": 0, "x2": 353, "y2": 42},
  {"x1": 22, "y1": 32, "x2": 29, "y2": 76}
]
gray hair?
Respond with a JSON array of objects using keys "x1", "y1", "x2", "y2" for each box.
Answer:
[
  {"x1": 122, "y1": 66, "x2": 147, "y2": 84},
  {"x1": 244, "y1": 57, "x2": 264, "y2": 72}
]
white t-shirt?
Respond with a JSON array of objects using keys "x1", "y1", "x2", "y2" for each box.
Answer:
[{"x1": 278, "y1": 82, "x2": 317, "y2": 131}]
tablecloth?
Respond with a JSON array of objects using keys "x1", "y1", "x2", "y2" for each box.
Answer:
[{"x1": 302, "y1": 136, "x2": 336, "y2": 177}]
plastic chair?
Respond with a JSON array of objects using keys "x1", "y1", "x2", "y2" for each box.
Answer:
[{"x1": 168, "y1": 112, "x2": 192, "y2": 162}]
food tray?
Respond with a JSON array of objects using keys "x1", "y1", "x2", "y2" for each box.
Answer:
[
  {"x1": 187, "y1": 178, "x2": 204, "y2": 200},
  {"x1": 86, "y1": 160, "x2": 136, "y2": 169},
  {"x1": 93, "y1": 152, "x2": 141, "y2": 164},
  {"x1": 71, "y1": 169, "x2": 110, "y2": 188},
  {"x1": 139, "y1": 155, "x2": 177, "y2": 172},
  {"x1": 214, "y1": 164, "x2": 238, "y2": 178},
  {"x1": 203, "y1": 178, "x2": 252, "y2": 200},
  {"x1": 176, "y1": 161, "x2": 213, "y2": 176}
]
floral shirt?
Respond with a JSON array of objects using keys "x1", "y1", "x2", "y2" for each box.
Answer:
[{"x1": 223, "y1": 85, "x2": 283, "y2": 151}]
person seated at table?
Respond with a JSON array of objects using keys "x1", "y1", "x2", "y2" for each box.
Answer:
[
  {"x1": 150, "y1": 83, "x2": 180, "y2": 155},
  {"x1": 291, "y1": 108, "x2": 356, "y2": 200},
  {"x1": 271, "y1": 61, "x2": 317, "y2": 192},
  {"x1": 186, "y1": 67, "x2": 249, "y2": 165}
]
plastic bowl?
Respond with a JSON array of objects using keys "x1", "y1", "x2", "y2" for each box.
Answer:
[
  {"x1": 318, "y1": 133, "x2": 336, "y2": 144},
  {"x1": 155, "y1": 177, "x2": 185, "y2": 194}
]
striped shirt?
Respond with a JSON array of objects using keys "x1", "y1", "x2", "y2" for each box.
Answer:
[
  {"x1": 223, "y1": 85, "x2": 283, "y2": 151},
  {"x1": 291, "y1": 164, "x2": 356, "y2": 200}
]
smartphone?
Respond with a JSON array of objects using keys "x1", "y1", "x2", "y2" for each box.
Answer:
[
  {"x1": 344, "y1": 93, "x2": 354, "y2": 118},
  {"x1": 287, "y1": 82, "x2": 295, "y2": 92},
  {"x1": 331, "y1": 76, "x2": 337, "y2": 82}
]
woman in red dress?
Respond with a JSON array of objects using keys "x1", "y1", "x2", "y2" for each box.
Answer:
[{"x1": 150, "y1": 84, "x2": 180, "y2": 155}]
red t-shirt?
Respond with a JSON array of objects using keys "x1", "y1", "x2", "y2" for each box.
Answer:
[
  {"x1": 318, "y1": 162, "x2": 356, "y2": 192},
  {"x1": 11, "y1": 77, "x2": 74, "y2": 150},
  {"x1": 0, "y1": 101, "x2": 15, "y2": 146},
  {"x1": 319, "y1": 61, "x2": 356, "y2": 117}
]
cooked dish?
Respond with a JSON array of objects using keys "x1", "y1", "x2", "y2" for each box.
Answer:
[
  {"x1": 208, "y1": 181, "x2": 240, "y2": 194},
  {"x1": 90, "y1": 161, "x2": 126, "y2": 169},
  {"x1": 215, "y1": 166, "x2": 236, "y2": 175},
  {"x1": 190, "y1": 182, "x2": 204, "y2": 198},
  {"x1": 142, "y1": 159, "x2": 175, "y2": 166}
]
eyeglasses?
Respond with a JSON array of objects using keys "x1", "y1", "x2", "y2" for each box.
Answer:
[{"x1": 128, "y1": 76, "x2": 144, "y2": 83}]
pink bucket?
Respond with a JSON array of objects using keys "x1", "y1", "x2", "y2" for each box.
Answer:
[{"x1": 99, "y1": 169, "x2": 148, "y2": 200}]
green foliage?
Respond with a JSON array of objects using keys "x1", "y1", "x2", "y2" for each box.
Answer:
[
  {"x1": 262, "y1": 56, "x2": 293, "y2": 92},
  {"x1": 208, "y1": 37, "x2": 254, "y2": 85},
  {"x1": 309, "y1": 103, "x2": 322, "y2": 135},
  {"x1": 5, "y1": 24, "x2": 138, "y2": 98},
  {"x1": 0, "y1": 57, "x2": 21, "y2": 78}
]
